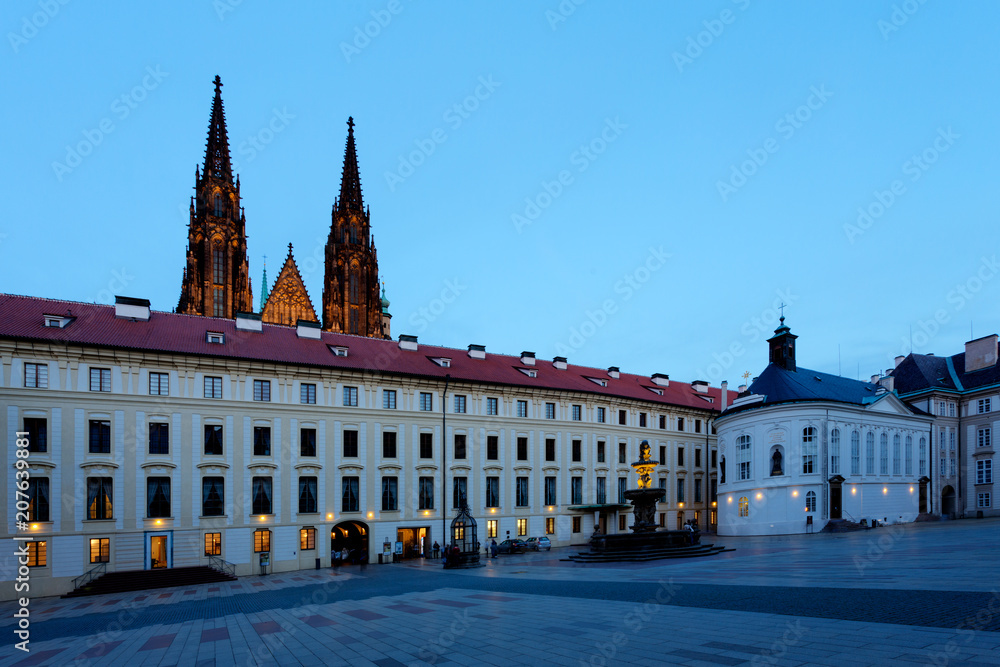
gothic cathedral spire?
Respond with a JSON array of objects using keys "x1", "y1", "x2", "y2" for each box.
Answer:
[
  {"x1": 178, "y1": 75, "x2": 253, "y2": 318},
  {"x1": 322, "y1": 117, "x2": 384, "y2": 337}
]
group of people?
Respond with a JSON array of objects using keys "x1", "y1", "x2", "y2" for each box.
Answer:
[{"x1": 482, "y1": 539, "x2": 498, "y2": 558}]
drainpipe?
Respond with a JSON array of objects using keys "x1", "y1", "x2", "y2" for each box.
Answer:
[{"x1": 442, "y1": 374, "x2": 450, "y2": 548}]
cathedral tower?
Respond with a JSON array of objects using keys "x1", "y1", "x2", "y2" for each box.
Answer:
[
  {"x1": 178, "y1": 75, "x2": 253, "y2": 318},
  {"x1": 322, "y1": 118, "x2": 383, "y2": 337}
]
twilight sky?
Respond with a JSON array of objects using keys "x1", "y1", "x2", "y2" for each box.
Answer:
[{"x1": 4, "y1": 1, "x2": 1000, "y2": 387}]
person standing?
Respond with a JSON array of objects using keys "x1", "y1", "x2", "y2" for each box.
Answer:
[{"x1": 490, "y1": 539, "x2": 498, "y2": 558}]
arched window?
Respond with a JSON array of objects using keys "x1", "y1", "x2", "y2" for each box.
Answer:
[
  {"x1": 918, "y1": 437, "x2": 927, "y2": 476},
  {"x1": 802, "y1": 427, "x2": 817, "y2": 474},
  {"x1": 738, "y1": 496, "x2": 749, "y2": 518},
  {"x1": 349, "y1": 273, "x2": 359, "y2": 305},
  {"x1": 851, "y1": 431, "x2": 860, "y2": 475},
  {"x1": 805, "y1": 491, "x2": 816, "y2": 512},
  {"x1": 880, "y1": 433, "x2": 889, "y2": 475},
  {"x1": 737, "y1": 435, "x2": 752, "y2": 481},
  {"x1": 905, "y1": 435, "x2": 913, "y2": 475},
  {"x1": 212, "y1": 244, "x2": 224, "y2": 286},
  {"x1": 830, "y1": 428, "x2": 841, "y2": 475},
  {"x1": 892, "y1": 434, "x2": 901, "y2": 475},
  {"x1": 770, "y1": 448, "x2": 783, "y2": 476},
  {"x1": 720, "y1": 456, "x2": 726, "y2": 484},
  {"x1": 866, "y1": 432, "x2": 875, "y2": 475},
  {"x1": 214, "y1": 193, "x2": 223, "y2": 217}
]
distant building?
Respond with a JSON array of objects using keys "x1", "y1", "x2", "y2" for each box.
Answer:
[
  {"x1": 891, "y1": 334, "x2": 1000, "y2": 519},
  {"x1": 716, "y1": 319, "x2": 934, "y2": 536}
]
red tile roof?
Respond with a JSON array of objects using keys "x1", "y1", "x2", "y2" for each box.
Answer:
[{"x1": 0, "y1": 293, "x2": 733, "y2": 413}]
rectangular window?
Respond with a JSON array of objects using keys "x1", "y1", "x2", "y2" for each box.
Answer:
[
  {"x1": 979, "y1": 398, "x2": 992, "y2": 414},
  {"x1": 486, "y1": 520, "x2": 497, "y2": 538},
  {"x1": 205, "y1": 532, "x2": 221, "y2": 556},
  {"x1": 252, "y1": 477, "x2": 273, "y2": 515},
  {"x1": 546, "y1": 517, "x2": 555, "y2": 535},
  {"x1": 299, "y1": 476, "x2": 318, "y2": 513},
  {"x1": 516, "y1": 477, "x2": 529, "y2": 507},
  {"x1": 977, "y1": 459, "x2": 993, "y2": 485},
  {"x1": 694, "y1": 478, "x2": 702, "y2": 504},
  {"x1": 24, "y1": 362, "x2": 48, "y2": 389},
  {"x1": 205, "y1": 425, "x2": 223, "y2": 456},
  {"x1": 454, "y1": 434, "x2": 467, "y2": 460},
  {"x1": 695, "y1": 419, "x2": 702, "y2": 434},
  {"x1": 658, "y1": 477, "x2": 666, "y2": 490},
  {"x1": 204, "y1": 376, "x2": 222, "y2": 399},
  {"x1": 90, "y1": 367, "x2": 111, "y2": 392},
  {"x1": 545, "y1": 403, "x2": 556, "y2": 419},
  {"x1": 517, "y1": 518, "x2": 527, "y2": 536},
  {"x1": 678, "y1": 447, "x2": 685, "y2": 467},
  {"x1": 420, "y1": 392, "x2": 433, "y2": 411},
  {"x1": 453, "y1": 477, "x2": 467, "y2": 509},
  {"x1": 517, "y1": 400, "x2": 528, "y2": 418},
  {"x1": 659, "y1": 415, "x2": 666, "y2": 430},
  {"x1": 712, "y1": 450, "x2": 717, "y2": 468},
  {"x1": 419, "y1": 433, "x2": 433, "y2": 458},
  {"x1": 866, "y1": 433, "x2": 876, "y2": 475},
  {"x1": 618, "y1": 410, "x2": 627, "y2": 426},
  {"x1": 695, "y1": 449, "x2": 702, "y2": 468},
  {"x1": 382, "y1": 431, "x2": 397, "y2": 458},
  {"x1": 27, "y1": 478, "x2": 49, "y2": 522},
  {"x1": 738, "y1": 435, "x2": 752, "y2": 481},
  {"x1": 597, "y1": 407, "x2": 606, "y2": 423},
  {"x1": 343, "y1": 430, "x2": 359, "y2": 458},
  {"x1": 300, "y1": 528, "x2": 316, "y2": 551},
  {"x1": 147, "y1": 477, "x2": 171, "y2": 518},
  {"x1": 879, "y1": 435, "x2": 889, "y2": 475},
  {"x1": 342, "y1": 477, "x2": 359, "y2": 512},
  {"x1": 486, "y1": 397, "x2": 499, "y2": 415},
  {"x1": 487, "y1": 435, "x2": 499, "y2": 460},
  {"x1": 617, "y1": 477, "x2": 627, "y2": 504},
  {"x1": 254, "y1": 529, "x2": 271, "y2": 553},
  {"x1": 571, "y1": 477, "x2": 582, "y2": 505},
  {"x1": 597, "y1": 441, "x2": 605, "y2": 463},
  {"x1": 517, "y1": 437, "x2": 528, "y2": 461},
  {"x1": 419, "y1": 476, "x2": 434, "y2": 510},
  {"x1": 253, "y1": 379, "x2": 270, "y2": 402},
  {"x1": 619, "y1": 515, "x2": 626, "y2": 531},
  {"x1": 659, "y1": 446, "x2": 666, "y2": 465},
  {"x1": 300, "y1": 428, "x2": 317, "y2": 457},
  {"x1": 149, "y1": 372, "x2": 169, "y2": 396},
  {"x1": 710, "y1": 479, "x2": 718, "y2": 503},
  {"x1": 545, "y1": 477, "x2": 556, "y2": 505},
  {"x1": 454, "y1": 395, "x2": 467, "y2": 414},
  {"x1": 149, "y1": 422, "x2": 169, "y2": 455},
  {"x1": 676, "y1": 478, "x2": 685, "y2": 505},
  {"x1": 978, "y1": 492, "x2": 991, "y2": 508},
  {"x1": 619, "y1": 442, "x2": 627, "y2": 464},
  {"x1": 381, "y1": 476, "x2": 398, "y2": 511},
  {"x1": 486, "y1": 476, "x2": 500, "y2": 508},
  {"x1": 300, "y1": 383, "x2": 316, "y2": 405},
  {"x1": 639, "y1": 412, "x2": 647, "y2": 428},
  {"x1": 572, "y1": 440, "x2": 582, "y2": 462},
  {"x1": 979, "y1": 428, "x2": 991, "y2": 448},
  {"x1": 253, "y1": 426, "x2": 271, "y2": 456},
  {"x1": 89, "y1": 420, "x2": 111, "y2": 454},
  {"x1": 572, "y1": 516, "x2": 581, "y2": 533},
  {"x1": 949, "y1": 403, "x2": 956, "y2": 417},
  {"x1": 597, "y1": 477, "x2": 607, "y2": 504},
  {"x1": 938, "y1": 401, "x2": 946, "y2": 416},
  {"x1": 202, "y1": 477, "x2": 224, "y2": 516},
  {"x1": 545, "y1": 438, "x2": 556, "y2": 462},
  {"x1": 572, "y1": 405, "x2": 582, "y2": 421},
  {"x1": 343, "y1": 386, "x2": 358, "y2": 407},
  {"x1": 24, "y1": 417, "x2": 47, "y2": 453},
  {"x1": 383, "y1": 389, "x2": 397, "y2": 409},
  {"x1": 90, "y1": 538, "x2": 110, "y2": 563},
  {"x1": 87, "y1": 477, "x2": 113, "y2": 520}
]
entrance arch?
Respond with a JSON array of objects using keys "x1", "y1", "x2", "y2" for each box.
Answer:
[
  {"x1": 941, "y1": 486, "x2": 956, "y2": 518},
  {"x1": 331, "y1": 521, "x2": 369, "y2": 564}
]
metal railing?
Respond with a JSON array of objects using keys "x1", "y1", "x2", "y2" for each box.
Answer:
[
  {"x1": 208, "y1": 555, "x2": 236, "y2": 578},
  {"x1": 72, "y1": 562, "x2": 106, "y2": 590}
]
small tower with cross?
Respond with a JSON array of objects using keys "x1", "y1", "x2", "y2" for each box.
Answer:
[{"x1": 767, "y1": 306, "x2": 798, "y2": 372}]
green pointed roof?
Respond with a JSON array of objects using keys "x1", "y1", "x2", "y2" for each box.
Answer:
[{"x1": 259, "y1": 257, "x2": 269, "y2": 312}]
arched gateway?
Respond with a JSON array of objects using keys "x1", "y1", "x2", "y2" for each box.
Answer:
[{"x1": 331, "y1": 521, "x2": 369, "y2": 564}]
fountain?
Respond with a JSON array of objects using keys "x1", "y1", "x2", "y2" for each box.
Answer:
[{"x1": 567, "y1": 440, "x2": 730, "y2": 562}]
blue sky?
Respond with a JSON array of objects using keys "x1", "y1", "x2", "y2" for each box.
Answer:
[{"x1": 4, "y1": 1, "x2": 1000, "y2": 387}]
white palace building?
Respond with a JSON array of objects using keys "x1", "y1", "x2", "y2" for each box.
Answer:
[{"x1": 1, "y1": 294, "x2": 728, "y2": 599}]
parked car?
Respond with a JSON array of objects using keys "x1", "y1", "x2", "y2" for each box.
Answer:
[
  {"x1": 524, "y1": 537, "x2": 551, "y2": 551},
  {"x1": 497, "y1": 539, "x2": 527, "y2": 554}
]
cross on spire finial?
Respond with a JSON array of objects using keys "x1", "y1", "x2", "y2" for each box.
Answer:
[
  {"x1": 347, "y1": 116, "x2": 354, "y2": 131},
  {"x1": 779, "y1": 301, "x2": 786, "y2": 324},
  {"x1": 742, "y1": 371, "x2": 751, "y2": 382},
  {"x1": 288, "y1": 242, "x2": 294, "y2": 255},
  {"x1": 213, "y1": 75, "x2": 222, "y2": 91}
]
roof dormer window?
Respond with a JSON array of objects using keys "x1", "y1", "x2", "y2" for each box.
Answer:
[
  {"x1": 587, "y1": 377, "x2": 608, "y2": 387},
  {"x1": 207, "y1": 332, "x2": 225, "y2": 344},
  {"x1": 330, "y1": 346, "x2": 349, "y2": 357},
  {"x1": 518, "y1": 367, "x2": 537, "y2": 378},
  {"x1": 434, "y1": 358, "x2": 451, "y2": 368}
]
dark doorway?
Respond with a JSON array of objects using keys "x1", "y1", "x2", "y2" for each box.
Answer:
[
  {"x1": 331, "y1": 521, "x2": 369, "y2": 564},
  {"x1": 828, "y1": 475, "x2": 844, "y2": 520},
  {"x1": 941, "y1": 486, "x2": 956, "y2": 518},
  {"x1": 919, "y1": 477, "x2": 929, "y2": 514}
]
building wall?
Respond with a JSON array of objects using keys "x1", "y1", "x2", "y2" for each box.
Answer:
[
  {"x1": 1, "y1": 342, "x2": 718, "y2": 599},
  {"x1": 716, "y1": 402, "x2": 934, "y2": 536}
]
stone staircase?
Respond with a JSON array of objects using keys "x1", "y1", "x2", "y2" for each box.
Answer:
[
  {"x1": 822, "y1": 518, "x2": 868, "y2": 533},
  {"x1": 62, "y1": 566, "x2": 237, "y2": 598},
  {"x1": 563, "y1": 542, "x2": 731, "y2": 563}
]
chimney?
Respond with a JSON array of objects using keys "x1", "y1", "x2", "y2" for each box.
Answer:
[
  {"x1": 965, "y1": 334, "x2": 998, "y2": 373},
  {"x1": 399, "y1": 334, "x2": 418, "y2": 351},
  {"x1": 691, "y1": 380, "x2": 708, "y2": 393},
  {"x1": 296, "y1": 319, "x2": 321, "y2": 339},
  {"x1": 608, "y1": 366, "x2": 620, "y2": 379},
  {"x1": 737, "y1": 384, "x2": 747, "y2": 393},
  {"x1": 553, "y1": 356, "x2": 568, "y2": 370},
  {"x1": 114, "y1": 295, "x2": 150, "y2": 321},
  {"x1": 894, "y1": 355, "x2": 905, "y2": 368},
  {"x1": 870, "y1": 374, "x2": 880, "y2": 385},
  {"x1": 468, "y1": 344, "x2": 486, "y2": 359},
  {"x1": 721, "y1": 380, "x2": 728, "y2": 408},
  {"x1": 651, "y1": 373, "x2": 669, "y2": 386},
  {"x1": 235, "y1": 311, "x2": 262, "y2": 332},
  {"x1": 520, "y1": 351, "x2": 536, "y2": 366},
  {"x1": 879, "y1": 374, "x2": 895, "y2": 393}
]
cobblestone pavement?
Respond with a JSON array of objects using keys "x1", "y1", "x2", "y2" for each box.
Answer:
[{"x1": 1, "y1": 519, "x2": 999, "y2": 666}]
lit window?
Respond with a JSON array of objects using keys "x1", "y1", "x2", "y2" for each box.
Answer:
[
  {"x1": 545, "y1": 517, "x2": 555, "y2": 535},
  {"x1": 486, "y1": 520, "x2": 497, "y2": 538},
  {"x1": 738, "y1": 496, "x2": 749, "y2": 518},
  {"x1": 300, "y1": 528, "x2": 316, "y2": 551},
  {"x1": 516, "y1": 518, "x2": 527, "y2": 536},
  {"x1": 253, "y1": 529, "x2": 271, "y2": 553},
  {"x1": 805, "y1": 491, "x2": 816, "y2": 512},
  {"x1": 205, "y1": 533, "x2": 221, "y2": 556},
  {"x1": 90, "y1": 538, "x2": 110, "y2": 563},
  {"x1": 87, "y1": 478, "x2": 113, "y2": 520}
]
